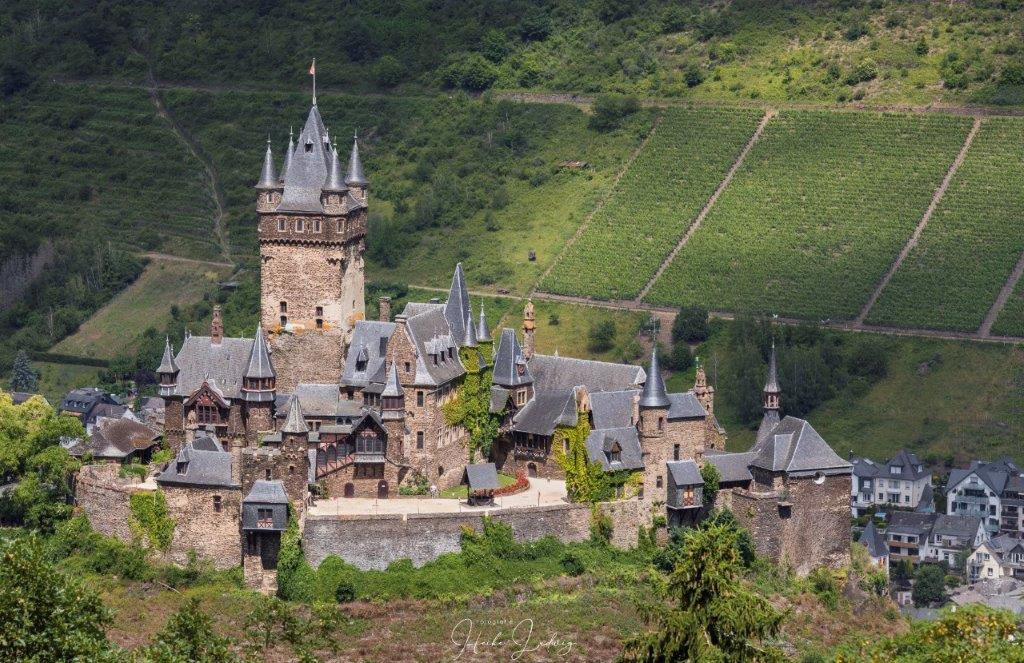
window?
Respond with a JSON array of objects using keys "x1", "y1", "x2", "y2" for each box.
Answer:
[
  {"x1": 277, "y1": 219, "x2": 286, "y2": 231},
  {"x1": 280, "y1": 315, "x2": 288, "y2": 327},
  {"x1": 608, "y1": 449, "x2": 621, "y2": 463},
  {"x1": 904, "y1": 495, "x2": 910, "y2": 503},
  {"x1": 213, "y1": 495, "x2": 221, "y2": 513},
  {"x1": 417, "y1": 391, "x2": 424, "y2": 407},
  {"x1": 673, "y1": 444, "x2": 680, "y2": 461},
  {"x1": 258, "y1": 507, "x2": 273, "y2": 523},
  {"x1": 356, "y1": 434, "x2": 384, "y2": 454},
  {"x1": 196, "y1": 405, "x2": 220, "y2": 424},
  {"x1": 891, "y1": 466, "x2": 901, "y2": 475},
  {"x1": 516, "y1": 389, "x2": 526, "y2": 406},
  {"x1": 295, "y1": 219, "x2": 304, "y2": 232},
  {"x1": 288, "y1": 464, "x2": 295, "y2": 474},
  {"x1": 265, "y1": 469, "x2": 272, "y2": 480},
  {"x1": 305, "y1": 141, "x2": 313, "y2": 153},
  {"x1": 438, "y1": 466, "x2": 445, "y2": 477},
  {"x1": 657, "y1": 417, "x2": 664, "y2": 431},
  {"x1": 416, "y1": 431, "x2": 424, "y2": 449},
  {"x1": 355, "y1": 464, "x2": 383, "y2": 479},
  {"x1": 280, "y1": 301, "x2": 287, "y2": 313},
  {"x1": 346, "y1": 388, "x2": 354, "y2": 400},
  {"x1": 314, "y1": 219, "x2": 322, "y2": 233},
  {"x1": 404, "y1": 362, "x2": 411, "y2": 373},
  {"x1": 656, "y1": 475, "x2": 663, "y2": 489}
]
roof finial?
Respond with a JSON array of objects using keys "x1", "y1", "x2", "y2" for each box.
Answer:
[
  {"x1": 345, "y1": 132, "x2": 368, "y2": 188},
  {"x1": 256, "y1": 137, "x2": 278, "y2": 189}
]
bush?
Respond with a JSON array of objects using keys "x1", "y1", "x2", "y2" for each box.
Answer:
[
  {"x1": 913, "y1": 564, "x2": 946, "y2": 607},
  {"x1": 672, "y1": 305, "x2": 709, "y2": 343},
  {"x1": 665, "y1": 342, "x2": 693, "y2": 371},
  {"x1": 372, "y1": 55, "x2": 405, "y2": 87},
  {"x1": 119, "y1": 463, "x2": 148, "y2": 480},
  {"x1": 589, "y1": 94, "x2": 640, "y2": 131},
  {"x1": 846, "y1": 59, "x2": 878, "y2": 85},
  {"x1": 560, "y1": 551, "x2": 586, "y2": 576},
  {"x1": 334, "y1": 580, "x2": 356, "y2": 603},
  {"x1": 587, "y1": 320, "x2": 617, "y2": 353}
]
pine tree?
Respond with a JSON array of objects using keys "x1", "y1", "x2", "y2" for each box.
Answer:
[{"x1": 9, "y1": 350, "x2": 38, "y2": 393}]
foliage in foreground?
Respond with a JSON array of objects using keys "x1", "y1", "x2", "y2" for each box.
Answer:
[{"x1": 623, "y1": 522, "x2": 785, "y2": 662}]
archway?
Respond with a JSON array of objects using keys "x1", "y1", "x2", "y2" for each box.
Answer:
[
  {"x1": 377, "y1": 480, "x2": 389, "y2": 499},
  {"x1": 527, "y1": 463, "x2": 538, "y2": 478},
  {"x1": 344, "y1": 483, "x2": 354, "y2": 498}
]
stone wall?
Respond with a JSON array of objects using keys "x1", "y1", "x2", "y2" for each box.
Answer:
[
  {"x1": 162, "y1": 484, "x2": 242, "y2": 569},
  {"x1": 74, "y1": 464, "x2": 143, "y2": 543},
  {"x1": 304, "y1": 500, "x2": 645, "y2": 570},
  {"x1": 727, "y1": 473, "x2": 850, "y2": 576},
  {"x1": 0, "y1": 241, "x2": 54, "y2": 312}
]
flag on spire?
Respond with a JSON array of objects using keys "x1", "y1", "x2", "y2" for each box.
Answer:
[{"x1": 309, "y1": 58, "x2": 317, "y2": 106}]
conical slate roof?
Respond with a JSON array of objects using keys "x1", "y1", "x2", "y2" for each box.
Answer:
[
  {"x1": 345, "y1": 133, "x2": 368, "y2": 187},
  {"x1": 444, "y1": 263, "x2": 471, "y2": 346},
  {"x1": 279, "y1": 106, "x2": 333, "y2": 213},
  {"x1": 323, "y1": 144, "x2": 346, "y2": 192},
  {"x1": 279, "y1": 128, "x2": 294, "y2": 183},
  {"x1": 477, "y1": 304, "x2": 491, "y2": 342},
  {"x1": 765, "y1": 341, "x2": 780, "y2": 394},
  {"x1": 492, "y1": 329, "x2": 532, "y2": 388},
  {"x1": 859, "y1": 519, "x2": 889, "y2": 558},
  {"x1": 462, "y1": 309, "x2": 478, "y2": 348},
  {"x1": 157, "y1": 337, "x2": 178, "y2": 374},
  {"x1": 256, "y1": 139, "x2": 278, "y2": 189},
  {"x1": 281, "y1": 395, "x2": 308, "y2": 434},
  {"x1": 245, "y1": 326, "x2": 275, "y2": 379},
  {"x1": 639, "y1": 346, "x2": 670, "y2": 408},
  {"x1": 382, "y1": 361, "x2": 403, "y2": 398}
]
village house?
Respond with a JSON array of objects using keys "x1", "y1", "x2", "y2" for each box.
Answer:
[
  {"x1": 851, "y1": 449, "x2": 933, "y2": 516},
  {"x1": 858, "y1": 519, "x2": 889, "y2": 570},
  {"x1": 968, "y1": 534, "x2": 1024, "y2": 582},
  {"x1": 947, "y1": 458, "x2": 1024, "y2": 535},
  {"x1": 887, "y1": 511, "x2": 987, "y2": 568}
]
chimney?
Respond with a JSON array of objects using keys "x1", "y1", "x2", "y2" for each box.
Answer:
[
  {"x1": 378, "y1": 296, "x2": 392, "y2": 322},
  {"x1": 522, "y1": 299, "x2": 536, "y2": 360},
  {"x1": 211, "y1": 305, "x2": 224, "y2": 344}
]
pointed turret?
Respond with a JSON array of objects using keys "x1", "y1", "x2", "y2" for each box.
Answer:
[
  {"x1": 157, "y1": 337, "x2": 179, "y2": 398},
  {"x1": 279, "y1": 127, "x2": 295, "y2": 183},
  {"x1": 245, "y1": 325, "x2": 275, "y2": 380},
  {"x1": 476, "y1": 304, "x2": 491, "y2": 342},
  {"x1": 382, "y1": 361, "x2": 403, "y2": 398},
  {"x1": 755, "y1": 341, "x2": 782, "y2": 446},
  {"x1": 765, "y1": 341, "x2": 780, "y2": 396},
  {"x1": 344, "y1": 132, "x2": 368, "y2": 188},
  {"x1": 281, "y1": 395, "x2": 308, "y2": 434},
  {"x1": 444, "y1": 263, "x2": 471, "y2": 345},
  {"x1": 323, "y1": 143, "x2": 346, "y2": 191},
  {"x1": 256, "y1": 138, "x2": 278, "y2": 189},
  {"x1": 639, "y1": 346, "x2": 670, "y2": 409},
  {"x1": 463, "y1": 307, "x2": 478, "y2": 348}
]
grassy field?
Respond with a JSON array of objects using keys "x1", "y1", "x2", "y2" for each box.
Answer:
[
  {"x1": 9, "y1": 361, "x2": 103, "y2": 406},
  {"x1": 161, "y1": 88, "x2": 655, "y2": 292},
  {"x1": 52, "y1": 258, "x2": 231, "y2": 361},
  {"x1": 646, "y1": 110, "x2": 972, "y2": 320},
  {"x1": 540, "y1": 107, "x2": 764, "y2": 300},
  {"x1": 869, "y1": 117, "x2": 1024, "y2": 332},
  {"x1": 0, "y1": 85, "x2": 218, "y2": 262}
]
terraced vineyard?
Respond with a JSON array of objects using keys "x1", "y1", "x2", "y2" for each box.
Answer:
[
  {"x1": 867, "y1": 118, "x2": 1024, "y2": 332},
  {"x1": 992, "y1": 276, "x2": 1024, "y2": 338},
  {"x1": 645, "y1": 110, "x2": 972, "y2": 320},
  {"x1": 0, "y1": 85, "x2": 217, "y2": 260},
  {"x1": 539, "y1": 107, "x2": 764, "y2": 300}
]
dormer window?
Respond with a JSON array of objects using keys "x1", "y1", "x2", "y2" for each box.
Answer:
[
  {"x1": 448, "y1": 347, "x2": 454, "y2": 359},
  {"x1": 356, "y1": 358, "x2": 367, "y2": 371},
  {"x1": 891, "y1": 467, "x2": 901, "y2": 475},
  {"x1": 305, "y1": 140, "x2": 313, "y2": 153},
  {"x1": 176, "y1": 461, "x2": 188, "y2": 475}
]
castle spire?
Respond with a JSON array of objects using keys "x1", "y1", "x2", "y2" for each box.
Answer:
[
  {"x1": 463, "y1": 308, "x2": 478, "y2": 348},
  {"x1": 279, "y1": 127, "x2": 294, "y2": 183},
  {"x1": 444, "y1": 263, "x2": 471, "y2": 344},
  {"x1": 157, "y1": 336, "x2": 179, "y2": 374},
  {"x1": 256, "y1": 138, "x2": 278, "y2": 189},
  {"x1": 323, "y1": 142, "x2": 346, "y2": 191},
  {"x1": 476, "y1": 303, "x2": 491, "y2": 342},
  {"x1": 639, "y1": 346, "x2": 669, "y2": 409},
  {"x1": 281, "y1": 394, "x2": 308, "y2": 434},
  {"x1": 755, "y1": 341, "x2": 782, "y2": 446},
  {"x1": 344, "y1": 132, "x2": 368, "y2": 188}
]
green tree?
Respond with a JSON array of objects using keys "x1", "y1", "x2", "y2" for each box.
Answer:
[
  {"x1": 480, "y1": 29, "x2": 510, "y2": 63},
  {"x1": 8, "y1": 350, "x2": 38, "y2": 392},
  {"x1": 0, "y1": 535, "x2": 117, "y2": 661},
  {"x1": 722, "y1": 341, "x2": 765, "y2": 427},
  {"x1": 587, "y1": 319, "x2": 617, "y2": 353},
  {"x1": 588, "y1": 94, "x2": 639, "y2": 131},
  {"x1": 700, "y1": 463, "x2": 720, "y2": 506},
  {"x1": 672, "y1": 305, "x2": 709, "y2": 343},
  {"x1": 623, "y1": 523, "x2": 785, "y2": 661},
  {"x1": 137, "y1": 597, "x2": 238, "y2": 662},
  {"x1": 372, "y1": 55, "x2": 405, "y2": 88},
  {"x1": 913, "y1": 564, "x2": 946, "y2": 607}
]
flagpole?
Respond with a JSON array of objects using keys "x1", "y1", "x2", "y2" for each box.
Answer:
[{"x1": 312, "y1": 58, "x2": 317, "y2": 106}]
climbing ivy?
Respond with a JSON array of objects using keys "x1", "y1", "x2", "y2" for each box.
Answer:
[
  {"x1": 553, "y1": 413, "x2": 602, "y2": 502},
  {"x1": 443, "y1": 342, "x2": 502, "y2": 460},
  {"x1": 128, "y1": 490, "x2": 174, "y2": 552}
]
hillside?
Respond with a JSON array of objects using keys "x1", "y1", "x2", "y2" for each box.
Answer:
[{"x1": 3, "y1": 1, "x2": 1024, "y2": 108}]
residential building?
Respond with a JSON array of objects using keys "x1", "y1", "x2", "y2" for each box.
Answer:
[
  {"x1": 851, "y1": 450, "x2": 932, "y2": 516},
  {"x1": 947, "y1": 458, "x2": 1023, "y2": 535},
  {"x1": 968, "y1": 534, "x2": 1024, "y2": 582},
  {"x1": 887, "y1": 511, "x2": 987, "y2": 568},
  {"x1": 859, "y1": 519, "x2": 889, "y2": 570}
]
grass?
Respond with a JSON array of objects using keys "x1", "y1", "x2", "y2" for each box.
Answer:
[
  {"x1": 52, "y1": 258, "x2": 231, "y2": 361},
  {"x1": 869, "y1": 117, "x2": 1024, "y2": 332},
  {"x1": 0, "y1": 85, "x2": 218, "y2": 261},
  {"x1": 438, "y1": 472, "x2": 517, "y2": 498},
  {"x1": 646, "y1": 110, "x2": 972, "y2": 320},
  {"x1": 11, "y1": 361, "x2": 103, "y2": 406},
  {"x1": 541, "y1": 107, "x2": 764, "y2": 300}
]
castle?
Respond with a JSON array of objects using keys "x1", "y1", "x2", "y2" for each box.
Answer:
[{"x1": 82, "y1": 98, "x2": 852, "y2": 588}]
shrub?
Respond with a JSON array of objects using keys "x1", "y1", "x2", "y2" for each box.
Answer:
[
  {"x1": 915, "y1": 37, "x2": 929, "y2": 56},
  {"x1": 560, "y1": 551, "x2": 585, "y2": 576},
  {"x1": 846, "y1": 59, "x2": 878, "y2": 85},
  {"x1": 672, "y1": 305, "x2": 709, "y2": 343},
  {"x1": 589, "y1": 505, "x2": 613, "y2": 544},
  {"x1": 335, "y1": 580, "x2": 356, "y2": 603},
  {"x1": 119, "y1": 463, "x2": 148, "y2": 480},
  {"x1": 589, "y1": 94, "x2": 640, "y2": 131},
  {"x1": 913, "y1": 564, "x2": 946, "y2": 607},
  {"x1": 372, "y1": 55, "x2": 405, "y2": 88},
  {"x1": 684, "y1": 64, "x2": 705, "y2": 88},
  {"x1": 457, "y1": 54, "x2": 498, "y2": 91},
  {"x1": 129, "y1": 490, "x2": 174, "y2": 552},
  {"x1": 665, "y1": 342, "x2": 693, "y2": 372},
  {"x1": 587, "y1": 320, "x2": 617, "y2": 353}
]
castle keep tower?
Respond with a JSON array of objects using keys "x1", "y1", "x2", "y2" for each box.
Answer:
[{"x1": 256, "y1": 105, "x2": 368, "y2": 391}]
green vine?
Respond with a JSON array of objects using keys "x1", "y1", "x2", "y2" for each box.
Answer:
[
  {"x1": 443, "y1": 342, "x2": 502, "y2": 460},
  {"x1": 553, "y1": 413, "x2": 602, "y2": 502},
  {"x1": 128, "y1": 490, "x2": 174, "y2": 552}
]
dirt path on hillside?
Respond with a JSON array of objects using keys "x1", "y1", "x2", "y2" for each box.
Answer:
[
  {"x1": 142, "y1": 252, "x2": 235, "y2": 269},
  {"x1": 637, "y1": 109, "x2": 776, "y2": 303},
  {"x1": 855, "y1": 117, "x2": 983, "y2": 324},
  {"x1": 529, "y1": 114, "x2": 664, "y2": 296},
  {"x1": 980, "y1": 250, "x2": 1024, "y2": 337},
  {"x1": 143, "y1": 69, "x2": 232, "y2": 263}
]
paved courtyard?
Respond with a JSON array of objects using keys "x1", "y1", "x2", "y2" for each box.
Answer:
[{"x1": 308, "y1": 477, "x2": 568, "y2": 516}]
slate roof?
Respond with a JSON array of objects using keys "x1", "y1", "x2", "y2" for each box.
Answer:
[
  {"x1": 68, "y1": 417, "x2": 159, "y2": 459},
  {"x1": 639, "y1": 347, "x2": 670, "y2": 408},
  {"x1": 245, "y1": 326, "x2": 275, "y2": 379},
  {"x1": 464, "y1": 462, "x2": 499, "y2": 491},
  {"x1": 156, "y1": 442, "x2": 237, "y2": 488},
  {"x1": 280, "y1": 131, "x2": 295, "y2": 182},
  {"x1": 443, "y1": 263, "x2": 472, "y2": 348},
  {"x1": 171, "y1": 335, "x2": 255, "y2": 399},
  {"x1": 916, "y1": 483, "x2": 935, "y2": 512},
  {"x1": 243, "y1": 479, "x2": 289, "y2": 504},
  {"x1": 341, "y1": 321, "x2": 395, "y2": 387},
  {"x1": 157, "y1": 337, "x2": 179, "y2": 374},
  {"x1": 585, "y1": 426, "x2": 644, "y2": 471},
  {"x1": 948, "y1": 458, "x2": 1021, "y2": 496},
  {"x1": 345, "y1": 135, "x2": 368, "y2": 187},
  {"x1": 853, "y1": 457, "x2": 882, "y2": 479},
  {"x1": 192, "y1": 433, "x2": 224, "y2": 452},
  {"x1": 511, "y1": 389, "x2": 578, "y2": 435},
  {"x1": 666, "y1": 460, "x2": 703, "y2": 486},
  {"x1": 988, "y1": 533, "x2": 1024, "y2": 557},
  {"x1": 382, "y1": 362, "x2": 402, "y2": 398},
  {"x1": 477, "y1": 306, "x2": 491, "y2": 342},
  {"x1": 589, "y1": 390, "x2": 636, "y2": 429},
  {"x1": 278, "y1": 106, "x2": 332, "y2": 213},
  {"x1": 887, "y1": 511, "x2": 937, "y2": 537},
  {"x1": 256, "y1": 139, "x2": 278, "y2": 189},
  {"x1": 281, "y1": 394, "x2": 308, "y2": 434},
  {"x1": 765, "y1": 342, "x2": 780, "y2": 393},
  {"x1": 859, "y1": 520, "x2": 889, "y2": 558},
  {"x1": 527, "y1": 354, "x2": 643, "y2": 393},
  {"x1": 9, "y1": 392, "x2": 40, "y2": 405},
  {"x1": 750, "y1": 416, "x2": 852, "y2": 477},
  {"x1": 666, "y1": 392, "x2": 707, "y2": 420},
  {"x1": 60, "y1": 387, "x2": 116, "y2": 415},
  {"x1": 490, "y1": 386, "x2": 510, "y2": 413},
  {"x1": 932, "y1": 514, "x2": 983, "y2": 539},
  {"x1": 493, "y1": 329, "x2": 532, "y2": 388},
  {"x1": 324, "y1": 144, "x2": 346, "y2": 192},
  {"x1": 885, "y1": 450, "x2": 930, "y2": 481},
  {"x1": 405, "y1": 306, "x2": 465, "y2": 386},
  {"x1": 704, "y1": 451, "x2": 755, "y2": 484},
  {"x1": 277, "y1": 384, "x2": 363, "y2": 421},
  {"x1": 242, "y1": 480, "x2": 289, "y2": 531}
]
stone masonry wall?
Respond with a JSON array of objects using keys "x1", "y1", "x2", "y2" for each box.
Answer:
[
  {"x1": 75, "y1": 464, "x2": 141, "y2": 543},
  {"x1": 304, "y1": 500, "x2": 643, "y2": 570},
  {"x1": 162, "y1": 484, "x2": 242, "y2": 570}
]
